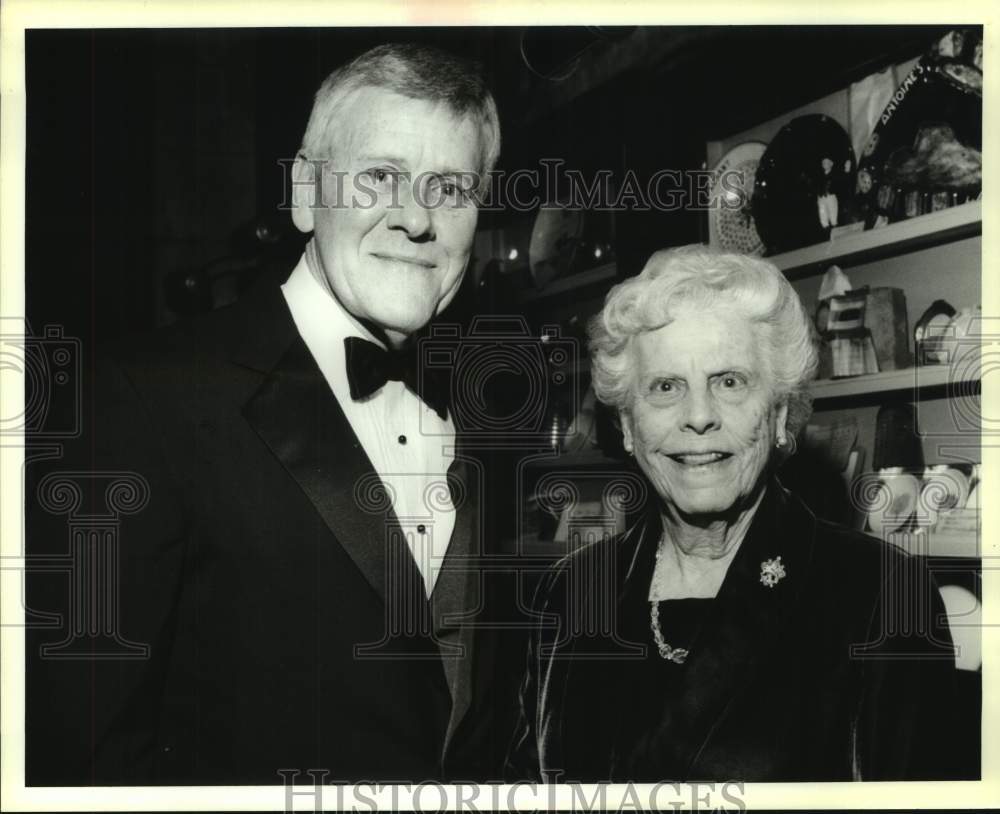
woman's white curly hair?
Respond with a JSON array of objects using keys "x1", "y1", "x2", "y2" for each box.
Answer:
[{"x1": 588, "y1": 245, "x2": 818, "y2": 441}]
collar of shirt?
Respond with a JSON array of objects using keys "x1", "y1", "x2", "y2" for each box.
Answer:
[
  {"x1": 281, "y1": 244, "x2": 384, "y2": 406},
  {"x1": 280, "y1": 245, "x2": 456, "y2": 436},
  {"x1": 280, "y1": 245, "x2": 457, "y2": 595}
]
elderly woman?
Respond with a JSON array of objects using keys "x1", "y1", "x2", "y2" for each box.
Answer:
[{"x1": 507, "y1": 247, "x2": 960, "y2": 782}]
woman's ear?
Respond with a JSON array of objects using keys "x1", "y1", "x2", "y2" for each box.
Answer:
[
  {"x1": 775, "y1": 400, "x2": 789, "y2": 446},
  {"x1": 291, "y1": 154, "x2": 317, "y2": 234},
  {"x1": 619, "y1": 409, "x2": 634, "y2": 455}
]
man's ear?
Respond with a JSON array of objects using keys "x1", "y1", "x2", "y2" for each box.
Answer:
[{"x1": 291, "y1": 155, "x2": 316, "y2": 234}]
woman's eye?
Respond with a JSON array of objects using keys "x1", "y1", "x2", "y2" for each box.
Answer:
[
  {"x1": 716, "y1": 373, "x2": 747, "y2": 391},
  {"x1": 647, "y1": 379, "x2": 678, "y2": 397}
]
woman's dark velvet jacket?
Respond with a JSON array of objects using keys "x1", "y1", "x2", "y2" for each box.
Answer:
[{"x1": 507, "y1": 481, "x2": 962, "y2": 782}]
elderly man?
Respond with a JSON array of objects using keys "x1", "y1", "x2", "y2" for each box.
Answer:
[{"x1": 27, "y1": 43, "x2": 500, "y2": 785}]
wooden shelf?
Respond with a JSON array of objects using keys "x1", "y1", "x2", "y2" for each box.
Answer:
[
  {"x1": 890, "y1": 521, "x2": 981, "y2": 559},
  {"x1": 810, "y1": 365, "x2": 980, "y2": 401},
  {"x1": 768, "y1": 201, "x2": 981, "y2": 278},
  {"x1": 521, "y1": 262, "x2": 618, "y2": 302}
]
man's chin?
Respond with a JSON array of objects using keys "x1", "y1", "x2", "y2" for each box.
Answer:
[
  {"x1": 373, "y1": 311, "x2": 435, "y2": 342},
  {"x1": 358, "y1": 286, "x2": 453, "y2": 340}
]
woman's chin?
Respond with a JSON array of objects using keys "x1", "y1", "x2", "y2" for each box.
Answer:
[
  {"x1": 661, "y1": 477, "x2": 756, "y2": 519},
  {"x1": 670, "y1": 493, "x2": 738, "y2": 520},
  {"x1": 665, "y1": 477, "x2": 772, "y2": 523}
]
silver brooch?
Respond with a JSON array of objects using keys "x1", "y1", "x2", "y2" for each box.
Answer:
[{"x1": 759, "y1": 556, "x2": 786, "y2": 588}]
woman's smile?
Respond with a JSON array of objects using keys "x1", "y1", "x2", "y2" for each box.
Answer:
[{"x1": 666, "y1": 451, "x2": 732, "y2": 466}]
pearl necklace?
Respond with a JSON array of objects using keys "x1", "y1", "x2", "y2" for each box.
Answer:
[
  {"x1": 649, "y1": 544, "x2": 690, "y2": 664},
  {"x1": 649, "y1": 602, "x2": 689, "y2": 664}
]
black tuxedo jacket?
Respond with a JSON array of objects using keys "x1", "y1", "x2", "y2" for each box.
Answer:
[
  {"x1": 507, "y1": 481, "x2": 965, "y2": 782},
  {"x1": 26, "y1": 282, "x2": 496, "y2": 784}
]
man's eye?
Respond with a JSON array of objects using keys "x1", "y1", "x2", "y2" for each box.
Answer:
[
  {"x1": 429, "y1": 178, "x2": 470, "y2": 205},
  {"x1": 365, "y1": 168, "x2": 398, "y2": 188},
  {"x1": 717, "y1": 373, "x2": 747, "y2": 390}
]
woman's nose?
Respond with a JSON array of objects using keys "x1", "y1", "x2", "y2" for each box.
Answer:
[{"x1": 682, "y1": 387, "x2": 720, "y2": 434}]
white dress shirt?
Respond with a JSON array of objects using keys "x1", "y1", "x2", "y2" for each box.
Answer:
[{"x1": 280, "y1": 246, "x2": 456, "y2": 595}]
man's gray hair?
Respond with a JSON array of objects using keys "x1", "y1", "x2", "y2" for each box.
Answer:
[
  {"x1": 299, "y1": 43, "x2": 500, "y2": 198},
  {"x1": 588, "y1": 245, "x2": 818, "y2": 440}
]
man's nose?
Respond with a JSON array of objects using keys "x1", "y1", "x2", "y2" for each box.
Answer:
[
  {"x1": 681, "y1": 387, "x2": 721, "y2": 434},
  {"x1": 386, "y1": 181, "x2": 434, "y2": 240}
]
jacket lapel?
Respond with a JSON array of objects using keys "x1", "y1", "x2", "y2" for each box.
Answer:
[
  {"x1": 234, "y1": 284, "x2": 394, "y2": 603},
  {"x1": 433, "y1": 444, "x2": 483, "y2": 755},
  {"x1": 612, "y1": 480, "x2": 817, "y2": 779}
]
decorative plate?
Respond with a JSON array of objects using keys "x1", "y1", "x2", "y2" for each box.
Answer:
[
  {"x1": 752, "y1": 114, "x2": 856, "y2": 255},
  {"x1": 708, "y1": 141, "x2": 766, "y2": 255}
]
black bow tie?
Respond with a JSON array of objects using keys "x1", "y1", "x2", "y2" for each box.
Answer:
[{"x1": 343, "y1": 336, "x2": 448, "y2": 420}]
